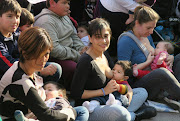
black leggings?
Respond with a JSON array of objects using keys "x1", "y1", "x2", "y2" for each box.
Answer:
[{"x1": 133, "y1": 68, "x2": 180, "y2": 100}]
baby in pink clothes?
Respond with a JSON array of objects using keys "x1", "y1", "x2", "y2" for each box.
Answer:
[{"x1": 133, "y1": 41, "x2": 174, "y2": 78}]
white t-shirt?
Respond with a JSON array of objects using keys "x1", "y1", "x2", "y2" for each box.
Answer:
[{"x1": 100, "y1": 0, "x2": 140, "y2": 14}]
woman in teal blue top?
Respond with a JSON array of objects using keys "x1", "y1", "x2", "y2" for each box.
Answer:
[{"x1": 117, "y1": 6, "x2": 180, "y2": 102}]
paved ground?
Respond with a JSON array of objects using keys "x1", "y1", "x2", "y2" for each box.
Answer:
[{"x1": 142, "y1": 112, "x2": 180, "y2": 121}]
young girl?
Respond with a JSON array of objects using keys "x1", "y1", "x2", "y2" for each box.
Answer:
[{"x1": 133, "y1": 41, "x2": 174, "y2": 78}]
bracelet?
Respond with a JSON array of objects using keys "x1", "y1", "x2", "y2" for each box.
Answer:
[{"x1": 101, "y1": 88, "x2": 106, "y2": 96}]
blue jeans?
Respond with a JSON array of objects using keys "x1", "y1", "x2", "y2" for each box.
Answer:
[
  {"x1": 39, "y1": 62, "x2": 62, "y2": 83},
  {"x1": 74, "y1": 106, "x2": 89, "y2": 121},
  {"x1": 90, "y1": 91, "x2": 128, "y2": 107},
  {"x1": 89, "y1": 88, "x2": 147, "y2": 121},
  {"x1": 89, "y1": 104, "x2": 131, "y2": 121}
]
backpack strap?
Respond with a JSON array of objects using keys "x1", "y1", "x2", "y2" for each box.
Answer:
[{"x1": 118, "y1": 31, "x2": 149, "y2": 58}]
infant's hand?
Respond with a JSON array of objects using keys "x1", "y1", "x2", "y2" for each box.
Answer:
[
  {"x1": 159, "y1": 52, "x2": 167, "y2": 60},
  {"x1": 104, "y1": 80, "x2": 118, "y2": 94},
  {"x1": 147, "y1": 52, "x2": 154, "y2": 63},
  {"x1": 116, "y1": 83, "x2": 120, "y2": 91}
]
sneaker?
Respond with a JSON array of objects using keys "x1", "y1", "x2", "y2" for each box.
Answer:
[{"x1": 14, "y1": 110, "x2": 25, "y2": 121}]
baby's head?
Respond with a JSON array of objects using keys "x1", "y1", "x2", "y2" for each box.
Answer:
[
  {"x1": 19, "y1": 8, "x2": 34, "y2": 32},
  {"x1": 77, "y1": 22, "x2": 89, "y2": 39},
  {"x1": 43, "y1": 81, "x2": 67, "y2": 101},
  {"x1": 112, "y1": 60, "x2": 132, "y2": 81},
  {"x1": 155, "y1": 41, "x2": 174, "y2": 56}
]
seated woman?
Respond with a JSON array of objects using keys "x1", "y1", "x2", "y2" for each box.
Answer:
[
  {"x1": 0, "y1": 27, "x2": 88, "y2": 121},
  {"x1": 117, "y1": 6, "x2": 180, "y2": 103},
  {"x1": 71, "y1": 18, "x2": 156, "y2": 121}
]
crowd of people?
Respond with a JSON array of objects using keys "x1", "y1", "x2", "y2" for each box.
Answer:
[{"x1": 1, "y1": 0, "x2": 180, "y2": 121}]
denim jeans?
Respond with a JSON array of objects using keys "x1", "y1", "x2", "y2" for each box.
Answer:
[
  {"x1": 74, "y1": 106, "x2": 89, "y2": 121},
  {"x1": 89, "y1": 88, "x2": 147, "y2": 121}
]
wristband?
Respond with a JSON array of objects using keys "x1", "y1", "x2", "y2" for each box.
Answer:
[{"x1": 101, "y1": 88, "x2": 106, "y2": 96}]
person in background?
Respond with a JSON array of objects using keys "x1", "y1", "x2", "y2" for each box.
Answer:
[
  {"x1": 0, "y1": 0, "x2": 21, "y2": 79},
  {"x1": 34, "y1": 0, "x2": 88, "y2": 91},
  {"x1": 19, "y1": 8, "x2": 34, "y2": 32},
  {"x1": 77, "y1": 22, "x2": 90, "y2": 46},
  {"x1": 98, "y1": 0, "x2": 141, "y2": 57}
]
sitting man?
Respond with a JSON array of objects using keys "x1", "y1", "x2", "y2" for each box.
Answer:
[{"x1": 34, "y1": 0, "x2": 88, "y2": 90}]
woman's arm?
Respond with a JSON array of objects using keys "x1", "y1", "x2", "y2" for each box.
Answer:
[
  {"x1": 15, "y1": 86, "x2": 69, "y2": 121},
  {"x1": 82, "y1": 80, "x2": 118, "y2": 99},
  {"x1": 135, "y1": 52, "x2": 154, "y2": 70}
]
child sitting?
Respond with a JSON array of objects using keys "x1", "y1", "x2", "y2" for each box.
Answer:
[
  {"x1": 82, "y1": 60, "x2": 132, "y2": 113},
  {"x1": 14, "y1": 81, "x2": 89, "y2": 121},
  {"x1": 77, "y1": 22, "x2": 90, "y2": 46},
  {"x1": 19, "y1": 8, "x2": 34, "y2": 32},
  {"x1": 133, "y1": 41, "x2": 174, "y2": 79}
]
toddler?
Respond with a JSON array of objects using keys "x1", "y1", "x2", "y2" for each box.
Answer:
[
  {"x1": 133, "y1": 41, "x2": 174, "y2": 78},
  {"x1": 77, "y1": 22, "x2": 90, "y2": 46},
  {"x1": 15, "y1": 81, "x2": 89, "y2": 121},
  {"x1": 19, "y1": 8, "x2": 34, "y2": 32},
  {"x1": 83, "y1": 61, "x2": 133, "y2": 113}
]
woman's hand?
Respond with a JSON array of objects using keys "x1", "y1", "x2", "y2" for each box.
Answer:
[
  {"x1": 39, "y1": 64, "x2": 57, "y2": 77},
  {"x1": 146, "y1": 52, "x2": 154, "y2": 64},
  {"x1": 136, "y1": 52, "x2": 154, "y2": 70},
  {"x1": 166, "y1": 55, "x2": 174, "y2": 69},
  {"x1": 104, "y1": 80, "x2": 118, "y2": 95}
]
